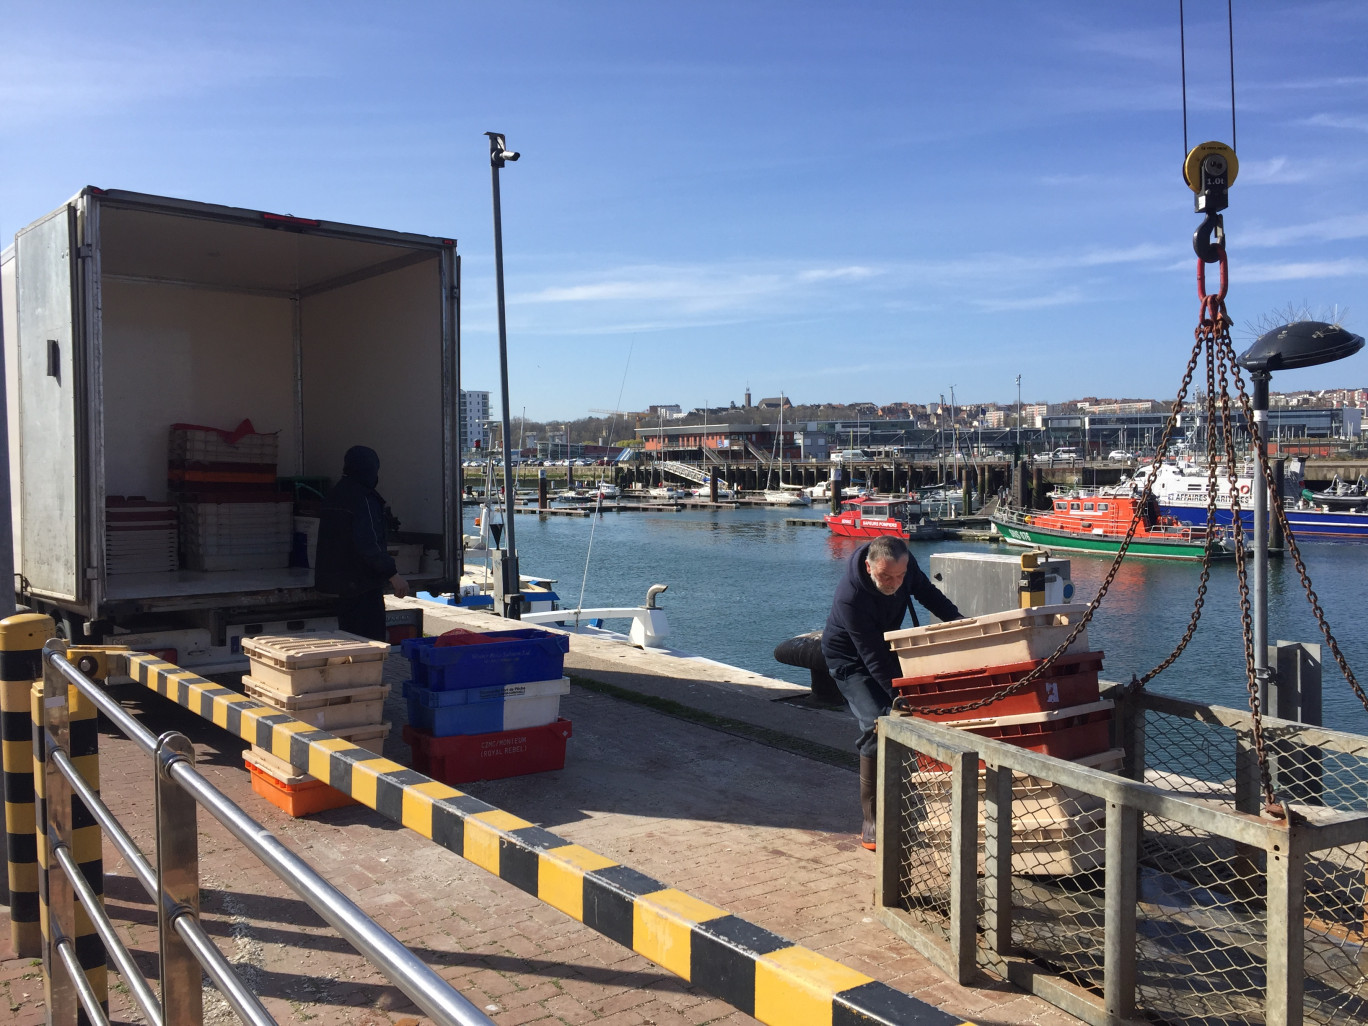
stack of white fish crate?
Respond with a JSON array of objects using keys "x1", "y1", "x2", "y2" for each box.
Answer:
[{"x1": 238, "y1": 632, "x2": 393, "y2": 816}]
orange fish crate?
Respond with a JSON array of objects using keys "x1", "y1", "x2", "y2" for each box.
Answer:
[
  {"x1": 244, "y1": 749, "x2": 355, "y2": 817},
  {"x1": 914, "y1": 700, "x2": 1114, "y2": 771}
]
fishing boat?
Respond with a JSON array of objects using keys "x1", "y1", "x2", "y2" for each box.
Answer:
[
  {"x1": 825, "y1": 495, "x2": 943, "y2": 540},
  {"x1": 991, "y1": 494, "x2": 1236, "y2": 560},
  {"x1": 1148, "y1": 461, "x2": 1368, "y2": 540}
]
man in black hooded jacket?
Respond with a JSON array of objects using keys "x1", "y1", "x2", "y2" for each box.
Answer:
[
  {"x1": 822, "y1": 535, "x2": 961, "y2": 850},
  {"x1": 314, "y1": 446, "x2": 410, "y2": 640}
]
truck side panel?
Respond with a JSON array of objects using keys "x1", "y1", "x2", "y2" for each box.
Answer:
[
  {"x1": 13, "y1": 207, "x2": 82, "y2": 602},
  {"x1": 2, "y1": 247, "x2": 20, "y2": 578},
  {"x1": 301, "y1": 258, "x2": 445, "y2": 534}
]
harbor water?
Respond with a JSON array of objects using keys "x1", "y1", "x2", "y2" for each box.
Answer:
[{"x1": 468, "y1": 505, "x2": 1368, "y2": 735}]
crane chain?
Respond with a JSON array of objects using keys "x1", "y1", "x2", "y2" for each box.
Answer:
[{"x1": 897, "y1": 328, "x2": 1211, "y2": 720}]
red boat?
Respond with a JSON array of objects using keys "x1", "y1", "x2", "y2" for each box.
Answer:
[{"x1": 825, "y1": 496, "x2": 942, "y2": 540}]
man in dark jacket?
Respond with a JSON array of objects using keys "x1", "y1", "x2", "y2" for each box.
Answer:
[
  {"x1": 314, "y1": 446, "x2": 410, "y2": 640},
  {"x1": 822, "y1": 535, "x2": 961, "y2": 850}
]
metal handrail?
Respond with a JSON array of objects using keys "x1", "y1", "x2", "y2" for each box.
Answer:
[{"x1": 41, "y1": 647, "x2": 495, "y2": 1026}]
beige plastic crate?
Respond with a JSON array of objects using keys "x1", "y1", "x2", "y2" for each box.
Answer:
[
  {"x1": 246, "y1": 718, "x2": 388, "y2": 787},
  {"x1": 921, "y1": 806, "x2": 1106, "y2": 876},
  {"x1": 242, "y1": 632, "x2": 391, "y2": 694},
  {"x1": 246, "y1": 746, "x2": 315, "y2": 786},
  {"x1": 884, "y1": 603, "x2": 1091, "y2": 679},
  {"x1": 917, "y1": 748, "x2": 1120, "y2": 817},
  {"x1": 243, "y1": 677, "x2": 389, "y2": 730}
]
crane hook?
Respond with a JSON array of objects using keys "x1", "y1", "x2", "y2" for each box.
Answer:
[{"x1": 1194, "y1": 211, "x2": 1224, "y2": 264}]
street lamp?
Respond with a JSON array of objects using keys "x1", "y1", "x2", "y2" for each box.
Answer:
[
  {"x1": 1237, "y1": 320, "x2": 1364, "y2": 720},
  {"x1": 487, "y1": 130, "x2": 521, "y2": 617}
]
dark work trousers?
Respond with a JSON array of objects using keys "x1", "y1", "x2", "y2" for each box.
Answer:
[
  {"x1": 336, "y1": 590, "x2": 387, "y2": 642},
  {"x1": 829, "y1": 664, "x2": 891, "y2": 758}
]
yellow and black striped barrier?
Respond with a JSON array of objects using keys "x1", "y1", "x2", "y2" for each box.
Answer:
[
  {"x1": 32, "y1": 669, "x2": 108, "y2": 1019},
  {"x1": 127, "y1": 652, "x2": 973, "y2": 1026},
  {"x1": 2, "y1": 612, "x2": 54, "y2": 955}
]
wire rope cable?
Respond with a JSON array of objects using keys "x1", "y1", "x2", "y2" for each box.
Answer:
[
  {"x1": 576, "y1": 342, "x2": 633, "y2": 622},
  {"x1": 1179, "y1": 0, "x2": 1238, "y2": 156}
]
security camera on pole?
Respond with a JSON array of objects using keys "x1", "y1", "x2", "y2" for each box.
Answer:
[{"x1": 486, "y1": 131, "x2": 522, "y2": 618}]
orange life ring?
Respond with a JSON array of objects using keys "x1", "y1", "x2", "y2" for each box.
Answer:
[{"x1": 1239, "y1": 483, "x2": 1250, "y2": 496}]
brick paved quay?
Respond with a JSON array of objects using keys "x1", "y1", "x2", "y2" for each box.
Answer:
[{"x1": 1, "y1": 605, "x2": 1083, "y2": 1026}]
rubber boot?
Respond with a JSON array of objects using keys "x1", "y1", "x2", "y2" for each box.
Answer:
[{"x1": 859, "y1": 754, "x2": 878, "y2": 851}]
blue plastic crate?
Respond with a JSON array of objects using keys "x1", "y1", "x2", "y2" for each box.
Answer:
[
  {"x1": 402, "y1": 678, "x2": 569, "y2": 736},
  {"x1": 400, "y1": 629, "x2": 570, "y2": 690}
]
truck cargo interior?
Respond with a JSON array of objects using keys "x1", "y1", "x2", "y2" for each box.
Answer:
[
  {"x1": 4, "y1": 190, "x2": 458, "y2": 633},
  {"x1": 100, "y1": 206, "x2": 448, "y2": 602}
]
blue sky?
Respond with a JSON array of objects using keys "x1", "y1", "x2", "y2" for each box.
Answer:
[{"x1": 3, "y1": 1, "x2": 1367, "y2": 420}]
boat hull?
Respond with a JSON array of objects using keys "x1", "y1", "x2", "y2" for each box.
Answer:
[
  {"x1": 1159, "y1": 502, "x2": 1368, "y2": 539},
  {"x1": 992, "y1": 517, "x2": 1224, "y2": 560}
]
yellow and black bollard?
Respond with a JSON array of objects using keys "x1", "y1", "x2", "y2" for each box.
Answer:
[
  {"x1": 1, "y1": 612, "x2": 54, "y2": 955},
  {"x1": 1018, "y1": 551, "x2": 1046, "y2": 609},
  {"x1": 34, "y1": 645, "x2": 109, "y2": 1022}
]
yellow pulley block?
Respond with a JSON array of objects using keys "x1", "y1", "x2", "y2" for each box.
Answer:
[{"x1": 1183, "y1": 141, "x2": 1238, "y2": 192}]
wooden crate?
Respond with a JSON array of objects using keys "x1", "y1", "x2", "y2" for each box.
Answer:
[
  {"x1": 241, "y1": 632, "x2": 391, "y2": 694},
  {"x1": 243, "y1": 677, "x2": 389, "y2": 730}
]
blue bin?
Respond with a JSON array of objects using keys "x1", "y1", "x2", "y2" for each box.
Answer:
[
  {"x1": 402, "y1": 678, "x2": 569, "y2": 736},
  {"x1": 400, "y1": 629, "x2": 569, "y2": 690}
]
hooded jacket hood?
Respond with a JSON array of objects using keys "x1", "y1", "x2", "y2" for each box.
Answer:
[{"x1": 342, "y1": 446, "x2": 381, "y2": 490}]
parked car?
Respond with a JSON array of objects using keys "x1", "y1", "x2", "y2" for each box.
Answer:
[{"x1": 1108, "y1": 450, "x2": 1133, "y2": 462}]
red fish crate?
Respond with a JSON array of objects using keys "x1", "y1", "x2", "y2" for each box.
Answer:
[
  {"x1": 893, "y1": 651, "x2": 1104, "y2": 720},
  {"x1": 403, "y1": 718, "x2": 572, "y2": 784},
  {"x1": 915, "y1": 700, "x2": 1114, "y2": 771}
]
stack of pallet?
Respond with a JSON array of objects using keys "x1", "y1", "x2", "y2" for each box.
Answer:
[
  {"x1": 400, "y1": 627, "x2": 572, "y2": 783},
  {"x1": 105, "y1": 497, "x2": 179, "y2": 574},
  {"x1": 168, "y1": 421, "x2": 294, "y2": 571},
  {"x1": 885, "y1": 604, "x2": 1120, "y2": 875},
  {"x1": 239, "y1": 632, "x2": 393, "y2": 816}
]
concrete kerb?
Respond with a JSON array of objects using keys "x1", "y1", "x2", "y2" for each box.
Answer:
[{"x1": 124, "y1": 650, "x2": 974, "y2": 1026}]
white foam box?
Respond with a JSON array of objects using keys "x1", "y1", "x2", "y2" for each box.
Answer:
[
  {"x1": 884, "y1": 603, "x2": 1091, "y2": 679},
  {"x1": 241, "y1": 632, "x2": 392, "y2": 694},
  {"x1": 243, "y1": 677, "x2": 390, "y2": 730}
]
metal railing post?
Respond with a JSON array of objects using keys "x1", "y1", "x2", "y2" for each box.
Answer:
[
  {"x1": 1265, "y1": 824, "x2": 1305, "y2": 1026},
  {"x1": 1, "y1": 612, "x2": 54, "y2": 952},
  {"x1": 947, "y1": 749, "x2": 978, "y2": 983},
  {"x1": 38, "y1": 661, "x2": 79, "y2": 1026},
  {"x1": 155, "y1": 731, "x2": 204, "y2": 1025},
  {"x1": 982, "y1": 762, "x2": 1013, "y2": 956},
  {"x1": 1102, "y1": 802, "x2": 1139, "y2": 1021}
]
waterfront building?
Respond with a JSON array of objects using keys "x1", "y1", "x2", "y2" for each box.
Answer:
[{"x1": 460, "y1": 389, "x2": 490, "y2": 451}]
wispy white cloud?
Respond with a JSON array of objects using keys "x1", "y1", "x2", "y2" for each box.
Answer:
[
  {"x1": 0, "y1": 36, "x2": 322, "y2": 130},
  {"x1": 798, "y1": 266, "x2": 880, "y2": 283},
  {"x1": 1240, "y1": 213, "x2": 1368, "y2": 248},
  {"x1": 973, "y1": 288, "x2": 1087, "y2": 313},
  {"x1": 1237, "y1": 259, "x2": 1368, "y2": 283},
  {"x1": 1303, "y1": 112, "x2": 1368, "y2": 133},
  {"x1": 505, "y1": 242, "x2": 1175, "y2": 335}
]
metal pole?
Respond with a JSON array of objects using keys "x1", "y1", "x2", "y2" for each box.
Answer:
[
  {"x1": 1252, "y1": 371, "x2": 1271, "y2": 707},
  {"x1": 452, "y1": 253, "x2": 465, "y2": 585},
  {"x1": 487, "y1": 132, "x2": 521, "y2": 617}
]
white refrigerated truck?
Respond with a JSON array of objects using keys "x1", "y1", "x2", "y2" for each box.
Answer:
[{"x1": 0, "y1": 187, "x2": 463, "y2": 668}]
